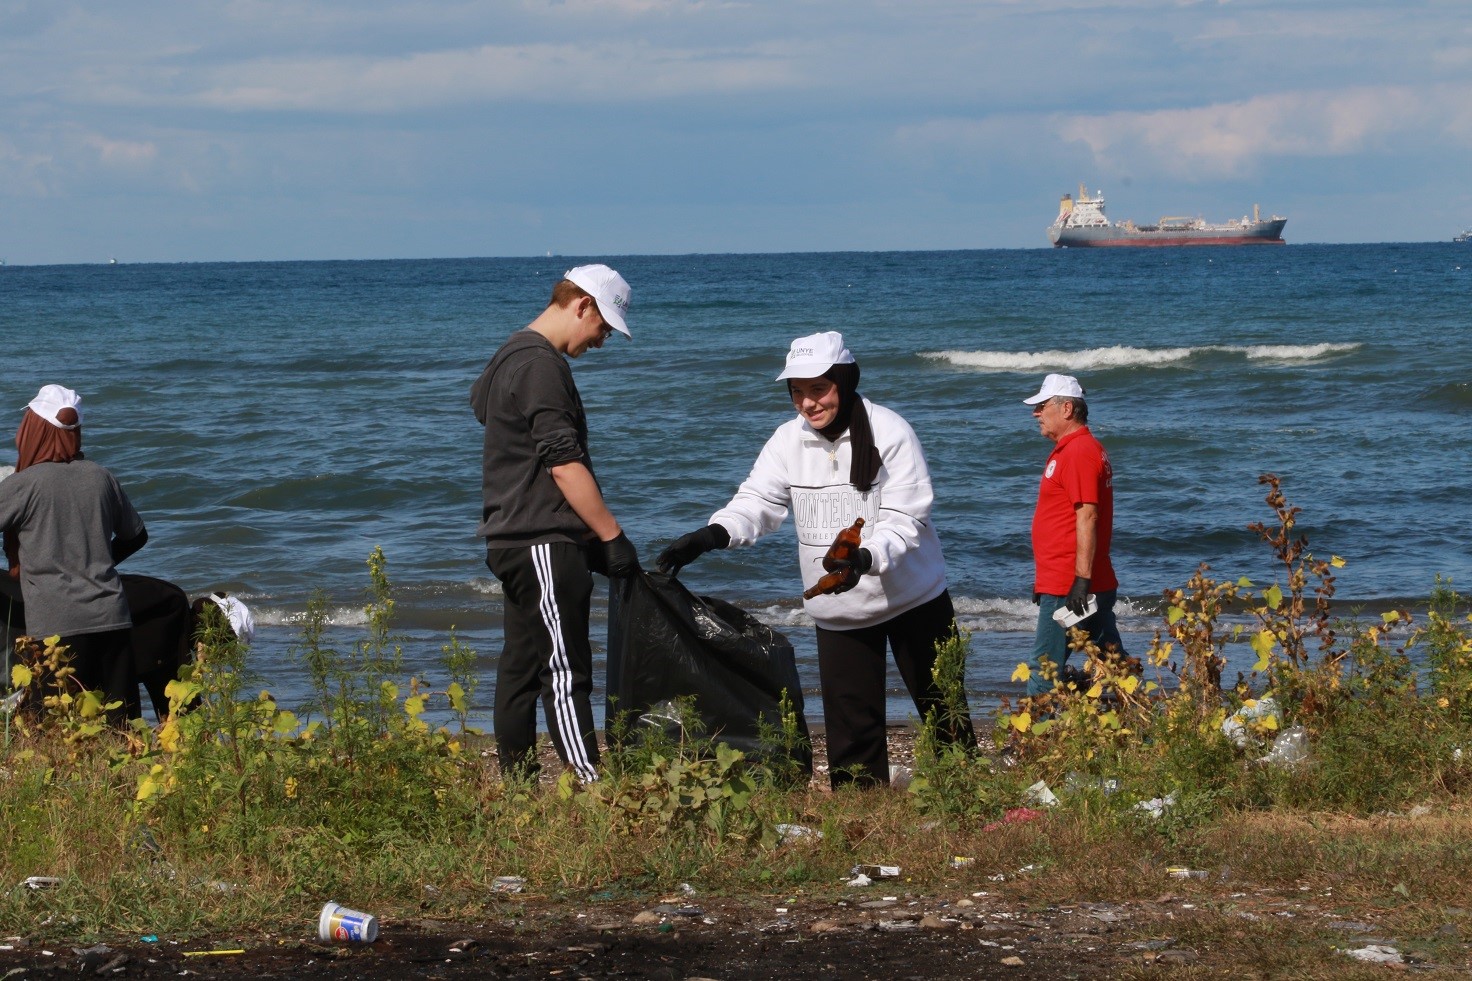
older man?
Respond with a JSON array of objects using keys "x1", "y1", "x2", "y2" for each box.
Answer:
[
  {"x1": 1023, "y1": 373, "x2": 1126, "y2": 697},
  {"x1": 471, "y1": 264, "x2": 641, "y2": 782}
]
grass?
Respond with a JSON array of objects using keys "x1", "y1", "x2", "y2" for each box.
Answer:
[{"x1": 3, "y1": 477, "x2": 1472, "y2": 976}]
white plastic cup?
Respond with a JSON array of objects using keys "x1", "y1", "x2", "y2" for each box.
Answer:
[
  {"x1": 318, "y1": 902, "x2": 379, "y2": 943},
  {"x1": 1051, "y1": 594, "x2": 1098, "y2": 629}
]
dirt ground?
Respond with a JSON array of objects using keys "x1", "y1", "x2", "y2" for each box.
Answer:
[
  {"x1": 0, "y1": 893, "x2": 1233, "y2": 980},
  {"x1": 10, "y1": 884, "x2": 1461, "y2": 979}
]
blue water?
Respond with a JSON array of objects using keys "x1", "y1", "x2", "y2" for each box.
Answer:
[{"x1": 3, "y1": 245, "x2": 1469, "y2": 727}]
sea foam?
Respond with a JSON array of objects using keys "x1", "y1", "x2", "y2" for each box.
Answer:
[
  {"x1": 928, "y1": 346, "x2": 1193, "y2": 372},
  {"x1": 1238, "y1": 342, "x2": 1360, "y2": 361},
  {"x1": 252, "y1": 605, "x2": 369, "y2": 628},
  {"x1": 925, "y1": 342, "x2": 1360, "y2": 372}
]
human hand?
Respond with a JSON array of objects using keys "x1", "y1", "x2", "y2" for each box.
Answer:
[
  {"x1": 585, "y1": 539, "x2": 608, "y2": 576},
  {"x1": 601, "y1": 532, "x2": 642, "y2": 578},
  {"x1": 655, "y1": 524, "x2": 730, "y2": 576},
  {"x1": 828, "y1": 548, "x2": 873, "y2": 595},
  {"x1": 1065, "y1": 576, "x2": 1091, "y2": 617}
]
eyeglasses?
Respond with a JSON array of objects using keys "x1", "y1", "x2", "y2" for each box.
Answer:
[{"x1": 1031, "y1": 399, "x2": 1053, "y2": 414}]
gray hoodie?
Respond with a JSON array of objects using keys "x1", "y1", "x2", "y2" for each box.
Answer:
[{"x1": 471, "y1": 329, "x2": 597, "y2": 547}]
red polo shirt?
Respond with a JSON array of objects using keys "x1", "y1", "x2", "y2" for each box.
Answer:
[{"x1": 1032, "y1": 426, "x2": 1117, "y2": 595}]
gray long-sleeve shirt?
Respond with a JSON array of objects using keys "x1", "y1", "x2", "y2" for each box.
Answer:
[{"x1": 0, "y1": 458, "x2": 145, "y2": 637}]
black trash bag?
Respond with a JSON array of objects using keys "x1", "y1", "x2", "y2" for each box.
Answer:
[{"x1": 607, "y1": 570, "x2": 811, "y2": 776}]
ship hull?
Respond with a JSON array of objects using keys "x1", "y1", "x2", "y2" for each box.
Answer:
[{"x1": 1049, "y1": 219, "x2": 1287, "y2": 248}]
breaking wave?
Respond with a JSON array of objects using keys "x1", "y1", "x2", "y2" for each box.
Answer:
[
  {"x1": 253, "y1": 605, "x2": 369, "y2": 628},
  {"x1": 1238, "y1": 342, "x2": 1361, "y2": 361},
  {"x1": 746, "y1": 595, "x2": 1159, "y2": 637},
  {"x1": 925, "y1": 342, "x2": 1360, "y2": 372}
]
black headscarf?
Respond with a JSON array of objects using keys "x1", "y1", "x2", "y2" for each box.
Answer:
[{"x1": 802, "y1": 362, "x2": 880, "y2": 493}]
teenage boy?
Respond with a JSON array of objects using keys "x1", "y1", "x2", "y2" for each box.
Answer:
[{"x1": 471, "y1": 265, "x2": 641, "y2": 782}]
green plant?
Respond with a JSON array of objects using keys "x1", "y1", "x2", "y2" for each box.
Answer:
[
  {"x1": 911, "y1": 627, "x2": 1008, "y2": 819},
  {"x1": 439, "y1": 626, "x2": 481, "y2": 735},
  {"x1": 753, "y1": 687, "x2": 811, "y2": 791},
  {"x1": 136, "y1": 548, "x2": 480, "y2": 853},
  {"x1": 6, "y1": 635, "x2": 128, "y2": 746}
]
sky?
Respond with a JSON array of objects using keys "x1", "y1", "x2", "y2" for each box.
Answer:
[{"x1": 2, "y1": 0, "x2": 1470, "y2": 264}]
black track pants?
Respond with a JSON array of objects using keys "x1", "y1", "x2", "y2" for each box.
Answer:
[
  {"x1": 815, "y1": 589, "x2": 974, "y2": 788},
  {"x1": 486, "y1": 542, "x2": 600, "y2": 782},
  {"x1": 61, "y1": 628, "x2": 140, "y2": 724}
]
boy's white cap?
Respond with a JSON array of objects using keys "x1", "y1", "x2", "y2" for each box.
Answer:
[
  {"x1": 563, "y1": 264, "x2": 631, "y2": 337},
  {"x1": 207, "y1": 593, "x2": 256, "y2": 646},
  {"x1": 776, "y1": 331, "x2": 855, "y2": 380},
  {"x1": 27, "y1": 385, "x2": 83, "y2": 430},
  {"x1": 1023, "y1": 373, "x2": 1086, "y2": 404}
]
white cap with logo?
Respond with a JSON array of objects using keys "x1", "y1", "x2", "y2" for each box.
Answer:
[
  {"x1": 28, "y1": 385, "x2": 83, "y2": 430},
  {"x1": 1023, "y1": 373, "x2": 1086, "y2": 404},
  {"x1": 776, "y1": 331, "x2": 855, "y2": 380},
  {"x1": 563, "y1": 264, "x2": 632, "y2": 338}
]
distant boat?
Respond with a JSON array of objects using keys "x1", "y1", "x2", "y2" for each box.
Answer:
[
  {"x1": 1456, "y1": 229, "x2": 1471, "y2": 243},
  {"x1": 108, "y1": 257, "x2": 118, "y2": 264},
  {"x1": 1048, "y1": 184, "x2": 1287, "y2": 247}
]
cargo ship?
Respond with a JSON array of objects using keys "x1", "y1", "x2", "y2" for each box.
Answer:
[{"x1": 1048, "y1": 184, "x2": 1286, "y2": 247}]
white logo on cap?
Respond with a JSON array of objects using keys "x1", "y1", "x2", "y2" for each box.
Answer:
[{"x1": 790, "y1": 347, "x2": 814, "y2": 360}]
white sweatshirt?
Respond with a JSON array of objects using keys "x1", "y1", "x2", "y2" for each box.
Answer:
[{"x1": 710, "y1": 398, "x2": 948, "y2": 631}]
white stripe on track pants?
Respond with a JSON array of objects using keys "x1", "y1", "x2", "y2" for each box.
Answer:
[{"x1": 486, "y1": 541, "x2": 600, "y2": 782}]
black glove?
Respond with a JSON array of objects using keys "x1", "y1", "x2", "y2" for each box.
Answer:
[
  {"x1": 829, "y1": 547, "x2": 872, "y2": 595},
  {"x1": 656, "y1": 524, "x2": 731, "y2": 576},
  {"x1": 585, "y1": 540, "x2": 607, "y2": 576},
  {"x1": 1065, "y1": 576, "x2": 1091, "y2": 617},
  {"x1": 601, "y1": 532, "x2": 641, "y2": 579}
]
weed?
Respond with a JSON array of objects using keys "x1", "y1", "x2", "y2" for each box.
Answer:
[
  {"x1": 439, "y1": 626, "x2": 481, "y2": 735},
  {"x1": 754, "y1": 687, "x2": 812, "y2": 790},
  {"x1": 911, "y1": 627, "x2": 1012, "y2": 820}
]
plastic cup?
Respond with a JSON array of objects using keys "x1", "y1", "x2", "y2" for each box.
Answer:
[
  {"x1": 1051, "y1": 595, "x2": 1098, "y2": 629},
  {"x1": 318, "y1": 902, "x2": 379, "y2": 943}
]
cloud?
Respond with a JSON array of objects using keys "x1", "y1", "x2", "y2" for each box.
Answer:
[
  {"x1": 1052, "y1": 83, "x2": 1472, "y2": 178},
  {"x1": 81, "y1": 40, "x2": 807, "y2": 113},
  {"x1": 83, "y1": 134, "x2": 158, "y2": 167}
]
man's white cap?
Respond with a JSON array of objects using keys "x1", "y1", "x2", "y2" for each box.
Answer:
[
  {"x1": 563, "y1": 264, "x2": 631, "y2": 338},
  {"x1": 207, "y1": 593, "x2": 256, "y2": 646},
  {"x1": 27, "y1": 385, "x2": 83, "y2": 430},
  {"x1": 776, "y1": 331, "x2": 855, "y2": 381},
  {"x1": 1023, "y1": 373, "x2": 1086, "y2": 404}
]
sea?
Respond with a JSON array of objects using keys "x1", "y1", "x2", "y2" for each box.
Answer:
[{"x1": 2, "y1": 244, "x2": 1469, "y2": 729}]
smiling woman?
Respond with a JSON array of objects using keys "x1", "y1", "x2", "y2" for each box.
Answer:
[{"x1": 656, "y1": 330, "x2": 976, "y2": 788}]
